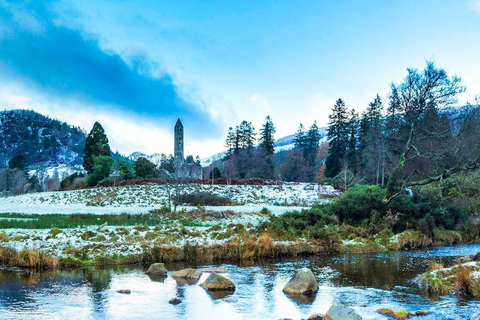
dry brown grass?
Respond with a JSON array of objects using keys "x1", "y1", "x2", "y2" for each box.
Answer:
[
  {"x1": 454, "y1": 266, "x2": 480, "y2": 298},
  {"x1": 143, "y1": 235, "x2": 323, "y2": 264},
  {"x1": 0, "y1": 247, "x2": 59, "y2": 269}
]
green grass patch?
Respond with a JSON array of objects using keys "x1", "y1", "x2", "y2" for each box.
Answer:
[{"x1": 0, "y1": 212, "x2": 208, "y2": 229}]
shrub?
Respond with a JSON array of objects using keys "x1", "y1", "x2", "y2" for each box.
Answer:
[{"x1": 176, "y1": 192, "x2": 233, "y2": 206}]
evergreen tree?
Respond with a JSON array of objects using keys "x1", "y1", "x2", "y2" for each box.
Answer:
[
  {"x1": 346, "y1": 109, "x2": 359, "y2": 174},
  {"x1": 8, "y1": 155, "x2": 27, "y2": 171},
  {"x1": 83, "y1": 122, "x2": 112, "y2": 174},
  {"x1": 259, "y1": 116, "x2": 276, "y2": 154},
  {"x1": 86, "y1": 155, "x2": 114, "y2": 186},
  {"x1": 325, "y1": 98, "x2": 349, "y2": 178},
  {"x1": 361, "y1": 95, "x2": 386, "y2": 185},
  {"x1": 237, "y1": 121, "x2": 256, "y2": 149},
  {"x1": 225, "y1": 127, "x2": 237, "y2": 156},
  {"x1": 114, "y1": 158, "x2": 136, "y2": 180},
  {"x1": 134, "y1": 157, "x2": 157, "y2": 178},
  {"x1": 294, "y1": 124, "x2": 307, "y2": 151}
]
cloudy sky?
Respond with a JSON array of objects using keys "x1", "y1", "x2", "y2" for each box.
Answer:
[{"x1": 1, "y1": 0, "x2": 479, "y2": 158}]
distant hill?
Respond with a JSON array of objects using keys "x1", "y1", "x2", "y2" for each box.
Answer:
[
  {"x1": 127, "y1": 152, "x2": 164, "y2": 166},
  {"x1": 0, "y1": 109, "x2": 86, "y2": 168}
]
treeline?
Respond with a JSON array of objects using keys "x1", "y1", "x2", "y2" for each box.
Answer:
[
  {"x1": 207, "y1": 117, "x2": 326, "y2": 182},
  {"x1": 324, "y1": 61, "x2": 480, "y2": 195}
]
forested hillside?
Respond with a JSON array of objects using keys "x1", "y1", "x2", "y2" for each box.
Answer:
[{"x1": 0, "y1": 110, "x2": 86, "y2": 168}]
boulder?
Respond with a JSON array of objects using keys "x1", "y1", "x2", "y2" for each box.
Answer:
[
  {"x1": 326, "y1": 304, "x2": 362, "y2": 320},
  {"x1": 377, "y1": 308, "x2": 412, "y2": 319},
  {"x1": 473, "y1": 252, "x2": 480, "y2": 261},
  {"x1": 200, "y1": 267, "x2": 228, "y2": 273},
  {"x1": 415, "y1": 310, "x2": 429, "y2": 316},
  {"x1": 146, "y1": 263, "x2": 168, "y2": 276},
  {"x1": 283, "y1": 268, "x2": 318, "y2": 295},
  {"x1": 116, "y1": 289, "x2": 131, "y2": 294},
  {"x1": 169, "y1": 298, "x2": 181, "y2": 305},
  {"x1": 200, "y1": 272, "x2": 235, "y2": 291},
  {"x1": 172, "y1": 268, "x2": 202, "y2": 280}
]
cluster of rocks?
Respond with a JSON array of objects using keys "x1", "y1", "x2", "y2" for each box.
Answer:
[
  {"x1": 281, "y1": 268, "x2": 429, "y2": 320},
  {"x1": 121, "y1": 264, "x2": 433, "y2": 318},
  {"x1": 141, "y1": 263, "x2": 235, "y2": 304}
]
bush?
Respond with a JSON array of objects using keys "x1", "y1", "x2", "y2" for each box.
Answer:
[
  {"x1": 60, "y1": 172, "x2": 85, "y2": 190},
  {"x1": 176, "y1": 192, "x2": 233, "y2": 206}
]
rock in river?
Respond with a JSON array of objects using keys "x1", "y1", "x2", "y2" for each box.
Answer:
[
  {"x1": 326, "y1": 304, "x2": 361, "y2": 320},
  {"x1": 146, "y1": 263, "x2": 168, "y2": 276},
  {"x1": 169, "y1": 298, "x2": 182, "y2": 305},
  {"x1": 283, "y1": 268, "x2": 318, "y2": 295},
  {"x1": 116, "y1": 289, "x2": 131, "y2": 294},
  {"x1": 200, "y1": 273, "x2": 235, "y2": 291},
  {"x1": 172, "y1": 268, "x2": 202, "y2": 280},
  {"x1": 377, "y1": 308, "x2": 412, "y2": 319}
]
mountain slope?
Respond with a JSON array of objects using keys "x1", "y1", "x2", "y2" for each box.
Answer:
[{"x1": 0, "y1": 110, "x2": 86, "y2": 168}]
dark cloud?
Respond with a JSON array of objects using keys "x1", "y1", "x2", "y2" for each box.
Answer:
[{"x1": 0, "y1": 1, "x2": 217, "y2": 136}]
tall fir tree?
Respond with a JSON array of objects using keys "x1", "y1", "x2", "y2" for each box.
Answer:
[
  {"x1": 259, "y1": 116, "x2": 276, "y2": 154},
  {"x1": 83, "y1": 122, "x2": 112, "y2": 174},
  {"x1": 237, "y1": 121, "x2": 256, "y2": 149},
  {"x1": 346, "y1": 109, "x2": 359, "y2": 174},
  {"x1": 294, "y1": 124, "x2": 307, "y2": 151},
  {"x1": 325, "y1": 98, "x2": 349, "y2": 178},
  {"x1": 225, "y1": 127, "x2": 237, "y2": 156}
]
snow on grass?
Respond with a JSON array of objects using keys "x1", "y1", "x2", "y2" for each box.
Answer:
[
  {"x1": 0, "y1": 183, "x2": 339, "y2": 215},
  {"x1": 0, "y1": 211, "x2": 270, "y2": 258}
]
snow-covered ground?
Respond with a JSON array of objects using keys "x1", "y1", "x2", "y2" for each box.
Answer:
[
  {"x1": 0, "y1": 212, "x2": 272, "y2": 258},
  {"x1": 0, "y1": 183, "x2": 339, "y2": 215}
]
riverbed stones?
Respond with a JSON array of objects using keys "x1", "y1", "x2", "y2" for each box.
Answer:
[
  {"x1": 377, "y1": 308, "x2": 412, "y2": 319},
  {"x1": 145, "y1": 263, "x2": 168, "y2": 276},
  {"x1": 172, "y1": 268, "x2": 202, "y2": 280},
  {"x1": 169, "y1": 298, "x2": 182, "y2": 305},
  {"x1": 283, "y1": 268, "x2": 318, "y2": 295},
  {"x1": 200, "y1": 272, "x2": 235, "y2": 291},
  {"x1": 116, "y1": 289, "x2": 131, "y2": 294},
  {"x1": 326, "y1": 304, "x2": 361, "y2": 320}
]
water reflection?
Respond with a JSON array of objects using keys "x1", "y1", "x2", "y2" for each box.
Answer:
[{"x1": 0, "y1": 244, "x2": 479, "y2": 319}]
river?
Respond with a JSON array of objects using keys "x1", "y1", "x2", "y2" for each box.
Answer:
[{"x1": 1, "y1": 244, "x2": 479, "y2": 319}]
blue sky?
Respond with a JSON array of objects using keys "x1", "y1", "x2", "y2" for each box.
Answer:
[{"x1": 0, "y1": 0, "x2": 479, "y2": 157}]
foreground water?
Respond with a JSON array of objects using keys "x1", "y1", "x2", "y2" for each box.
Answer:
[{"x1": 1, "y1": 245, "x2": 480, "y2": 320}]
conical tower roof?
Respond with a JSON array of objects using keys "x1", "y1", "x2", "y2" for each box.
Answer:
[{"x1": 175, "y1": 118, "x2": 183, "y2": 128}]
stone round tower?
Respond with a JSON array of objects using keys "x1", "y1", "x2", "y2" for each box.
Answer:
[{"x1": 174, "y1": 118, "x2": 184, "y2": 166}]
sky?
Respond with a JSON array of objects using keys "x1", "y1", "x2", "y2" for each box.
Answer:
[{"x1": 0, "y1": 0, "x2": 479, "y2": 158}]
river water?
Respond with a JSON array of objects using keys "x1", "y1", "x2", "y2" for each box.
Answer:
[{"x1": 1, "y1": 244, "x2": 479, "y2": 320}]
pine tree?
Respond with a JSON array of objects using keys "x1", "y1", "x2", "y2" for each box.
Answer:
[
  {"x1": 225, "y1": 127, "x2": 237, "y2": 156},
  {"x1": 359, "y1": 95, "x2": 385, "y2": 185},
  {"x1": 325, "y1": 98, "x2": 349, "y2": 178},
  {"x1": 259, "y1": 116, "x2": 276, "y2": 154},
  {"x1": 237, "y1": 121, "x2": 256, "y2": 149},
  {"x1": 83, "y1": 122, "x2": 112, "y2": 174},
  {"x1": 346, "y1": 109, "x2": 359, "y2": 174},
  {"x1": 294, "y1": 124, "x2": 307, "y2": 151}
]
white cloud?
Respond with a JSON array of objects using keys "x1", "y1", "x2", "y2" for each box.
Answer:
[{"x1": 0, "y1": 82, "x2": 224, "y2": 158}]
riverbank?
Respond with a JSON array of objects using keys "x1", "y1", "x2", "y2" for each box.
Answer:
[{"x1": 0, "y1": 209, "x2": 477, "y2": 270}]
